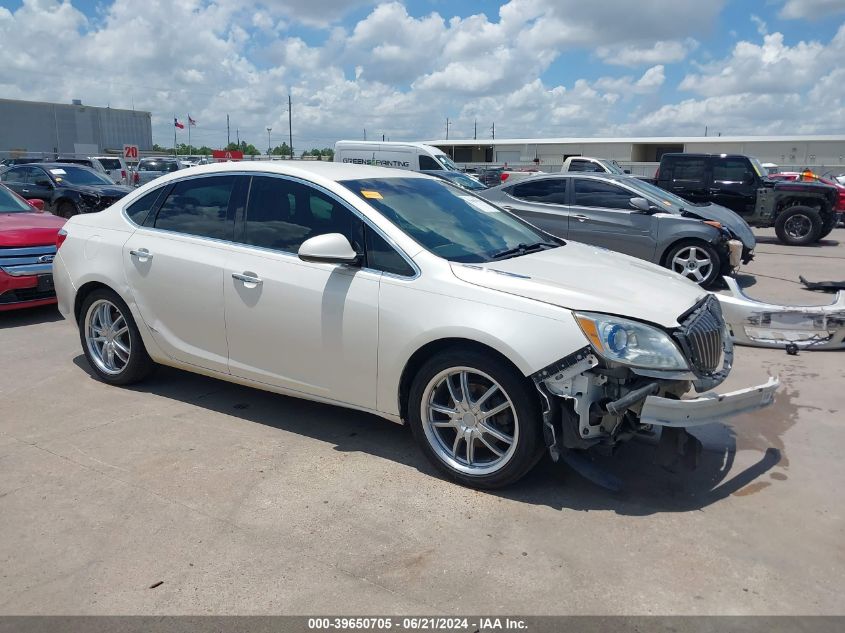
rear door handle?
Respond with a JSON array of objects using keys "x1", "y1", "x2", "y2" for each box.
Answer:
[
  {"x1": 21, "y1": 188, "x2": 30, "y2": 193},
  {"x1": 232, "y1": 272, "x2": 263, "y2": 285},
  {"x1": 572, "y1": 214, "x2": 589, "y2": 222},
  {"x1": 129, "y1": 248, "x2": 153, "y2": 260}
]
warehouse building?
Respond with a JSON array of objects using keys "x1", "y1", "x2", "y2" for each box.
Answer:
[
  {"x1": 428, "y1": 135, "x2": 845, "y2": 175},
  {"x1": 0, "y1": 98, "x2": 152, "y2": 158}
]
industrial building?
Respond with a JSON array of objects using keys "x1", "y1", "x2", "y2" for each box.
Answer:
[
  {"x1": 428, "y1": 135, "x2": 845, "y2": 175},
  {"x1": 0, "y1": 98, "x2": 152, "y2": 158}
]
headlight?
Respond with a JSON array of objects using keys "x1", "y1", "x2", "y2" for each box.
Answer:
[{"x1": 574, "y1": 312, "x2": 689, "y2": 371}]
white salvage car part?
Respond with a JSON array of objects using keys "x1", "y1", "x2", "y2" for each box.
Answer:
[{"x1": 717, "y1": 277, "x2": 845, "y2": 350}]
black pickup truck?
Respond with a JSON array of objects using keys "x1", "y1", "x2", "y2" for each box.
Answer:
[{"x1": 653, "y1": 153, "x2": 838, "y2": 246}]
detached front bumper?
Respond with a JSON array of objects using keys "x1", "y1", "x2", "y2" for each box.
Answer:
[{"x1": 639, "y1": 376, "x2": 778, "y2": 428}]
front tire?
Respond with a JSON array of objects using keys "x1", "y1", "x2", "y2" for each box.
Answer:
[
  {"x1": 57, "y1": 201, "x2": 78, "y2": 219},
  {"x1": 664, "y1": 240, "x2": 723, "y2": 288},
  {"x1": 775, "y1": 206, "x2": 822, "y2": 245},
  {"x1": 408, "y1": 349, "x2": 544, "y2": 489},
  {"x1": 79, "y1": 288, "x2": 155, "y2": 385}
]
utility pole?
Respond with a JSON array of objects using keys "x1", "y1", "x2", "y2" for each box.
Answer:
[
  {"x1": 474, "y1": 119, "x2": 477, "y2": 140},
  {"x1": 445, "y1": 118, "x2": 451, "y2": 140},
  {"x1": 236, "y1": 128, "x2": 240, "y2": 146},
  {"x1": 491, "y1": 122, "x2": 495, "y2": 139},
  {"x1": 382, "y1": 134, "x2": 385, "y2": 141},
  {"x1": 704, "y1": 125, "x2": 708, "y2": 137},
  {"x1": 227, "y1": 114, "x2": 230, "y2": 148},
  {"x1": 288, "y1": 94, "x2": 293, "y2": 160},
  {"x1": 267, "y1": 127, "x2": 272, "y2": 157}
]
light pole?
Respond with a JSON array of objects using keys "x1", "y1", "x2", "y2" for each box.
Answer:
[{"x1": 267, "y1": 127, "x2": 272, "y2": 157}]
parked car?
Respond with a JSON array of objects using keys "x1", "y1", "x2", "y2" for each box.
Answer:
[
  {"x1": 478, "y1": 167, "x2": 506, "y2": 187},
  {"x1": 334, "y1": 140, "x2": 461, "y2": 172},
  {"x1": 653, "y1": 153, "x2": 838, "y2": 245},
  {"x1": 0, "y1": 163, "x2": 132, "y2": 218},
  {"x1": 561, "y1": 156, "x2": 629, "y2": 174},
  {"x1": 53, "y1": 162, "x2": 776, "y2": 488},
  {"x1": 134, "y1": 157, "x2": 186, "y2": 187},
  {"x1": 480, "y1": 173, "x2": 754, "y2": 288},
  {"x1": 0, "y1": 182, "x2": 66, "y2": 311},
  {"x1": 421, "y1": 169, "x2": 488, "y2": 191},
  {"x1": 92, "y1": 156, "x2": 130, "y2": 186}
]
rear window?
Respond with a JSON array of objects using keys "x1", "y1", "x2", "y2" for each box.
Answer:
[
  {"x1": 98, "y1": 158, "x2": 122, "y2": 170},
  {"x1": 139, "y1": 160, "x2": 179, "y2": 172}
]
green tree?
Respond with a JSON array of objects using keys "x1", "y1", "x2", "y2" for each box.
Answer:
[
  {"x1": 320, "y1": 147, "x2": 334, "y2": 160},
  {"x1": 271, "y1": 143, "x2": 291, "y2": 157}
]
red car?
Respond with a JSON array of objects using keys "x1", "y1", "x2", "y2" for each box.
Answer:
[{"x1": 0, "y1": 183, "x2": 66, "y2": 311}]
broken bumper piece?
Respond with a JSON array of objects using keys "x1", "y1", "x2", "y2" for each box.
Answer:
[
  {"x1": 716, "y1": 277, "x2": 845, "y2": 350},
  {"x1": 639, "y1": 376, "x2": 779, "y2": 428}
]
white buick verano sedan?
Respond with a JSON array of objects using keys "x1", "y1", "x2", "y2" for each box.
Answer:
[{"x1": 53, "y1": 162, "x2": 777, "y2": 488}]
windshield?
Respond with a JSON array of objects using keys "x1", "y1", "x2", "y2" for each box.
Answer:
[
  {"x1": 436, "y1": 154, "x2": 460, "y2": 171},
  {"x1": 340, "y1": 177, "x2": 556, "y2": 263},
  {"x1": 48, "y1": 165, "x2": 113, "y2": 185},
  {"x1": 446, "y1": 173, "x2": 487, "y2": 191},
  {"x1": 139, "y1": 160, "x2": 179, "y2": 172},
  {"x1": 749, "y1": 157, "x2": 767, "y2": 178},
  {"x1": 0, "y1": 186, "x2": 32, "y2": 213}
]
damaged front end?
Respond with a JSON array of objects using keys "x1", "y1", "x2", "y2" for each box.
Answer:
[
  {"x1": 533, "y1": 295, "x2": 778, "y2": 469},
  {"x1": 717, "y1": 277, "x2": 845, "y2": 350}
]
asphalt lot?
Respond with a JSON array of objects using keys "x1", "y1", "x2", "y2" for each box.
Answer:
[{"x1": 1, "y1": 227, "x2": 843, "y2": 615}]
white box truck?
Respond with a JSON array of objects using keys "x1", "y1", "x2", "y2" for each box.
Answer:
[{"x1": 333, "y1": 141, "x2": 461, "y2": 172}]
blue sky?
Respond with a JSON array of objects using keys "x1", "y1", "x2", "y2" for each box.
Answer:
[{"x1": 2, "y1": 0, "x2": 845, "y2": 149}]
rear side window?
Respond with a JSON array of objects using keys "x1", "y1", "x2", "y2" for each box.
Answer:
[
  {"x1": 573, "y1": 179, "x2": 633, "y2": 209},
  {"x1": 418, "y1": 155, "x2": 440, "y2": 170},
  {"x1": 713, "y1": 158, "x2": 753, "y2": 183},
  {"x1": 671, "y1": 158, "x2": 706, "y2": 182},
  {"x1": 510, "y1": 179, "x2": 568, "y2": 204},
  {"x1": 126, "y1": 188, "x2": 163, "y2": 225},
  {"x1": 153, "y1": 176, "x2": 236, "y2": 240}
]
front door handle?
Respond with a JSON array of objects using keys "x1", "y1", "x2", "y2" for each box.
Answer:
[
  {"x1": 572, "y1": 214, "x2": 589, "y2": 222},
  {"x1": 21, "y1": 188, "x2": 30, "y2": 193},
  {"x1": 129, "y1": 248, "x2": 153, "y2": 260},
  {"x1": 232, "y1": 272, "x2": 263, "y2": 285}
]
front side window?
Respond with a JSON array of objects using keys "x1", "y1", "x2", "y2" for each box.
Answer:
[
  {"x1": 243, "y1": 176, "x2": 363, "y2": 254},
  {"x1": 435, "y1": 154, "x2": 460, "y2": 171},
  {"x1": 341, "y1": 177, "x2": 555, "y2": 263},
  {"x1": 510, "y1": 178, "x2": 568, "y2": 204},
  {"x1": 419, "y1": 155, "x2": 440, "y2": 170},
  {"x1": 0, "y1": 185, "x2": 33, "y2": 213},
  {"x1": 573, "y1": 179, "x2": 634, "y2": 210},
  {"x1": 713, "y1": 158, "x2": 753, "y2": 183},
  {"x1": 153, "y1": 176, "x2": 236, "y2": 240},
  {"x1": 365, "y1": 226, "x2": 415, "y2": 276}
]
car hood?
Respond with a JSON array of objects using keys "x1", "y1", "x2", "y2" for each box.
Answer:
[
  {"x1": 0, "y1": 212, "x2": 66, "y2": 247},
  {"x1": 72, "y1": 184, "x2": 133, "y2": 197},
  {"x1": 682, "y1": 203, "x2": 756, "y2": 249},
  {"x1": 449, "y1": 242, "x2": 706, "y2": 329}
]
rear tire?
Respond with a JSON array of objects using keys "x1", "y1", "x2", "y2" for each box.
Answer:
[
  {"x1": 78, "y1": 288, "x2": 155, "y2": 385},
  {"x1": 408, "y1": 348, "x2": 544, "y2": 489},
  {"x1": 775, "y1": 206, "x2": 822, "y2": 246}
]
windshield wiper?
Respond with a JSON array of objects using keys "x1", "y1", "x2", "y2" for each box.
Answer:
[{"x1": 491, "y1": 241, "x2": 558, "y2": 260}]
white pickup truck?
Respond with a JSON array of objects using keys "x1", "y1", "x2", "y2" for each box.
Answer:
[{"x1": 561, "y1": 156, "x2": 630, "y2": 174}]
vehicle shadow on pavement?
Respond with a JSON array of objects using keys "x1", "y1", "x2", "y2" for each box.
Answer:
[
  {"x1": 0, "y1": 304, "x2": 63, "y2": 329},
  {"x1": 71, "y1": 357, "x2": 782, "y2": 516},
  {"x1": 754, "y1": 235, "x2": 840, "y2": 247}
]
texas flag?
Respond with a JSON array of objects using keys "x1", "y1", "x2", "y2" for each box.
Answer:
[
  {"x1": 174, "y1": 118, "x2": 185, "y2": 129},
  {"x1": 188, "y1": 116, "x2": 197, "y2": 126}
]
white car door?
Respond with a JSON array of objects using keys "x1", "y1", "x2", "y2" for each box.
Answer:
[
  {"x1": 222, "y1": 174, "x2": 382, "y2": 409},
  {"x1": 123, "y1": 174, "x2": 241, "y2": 373}
]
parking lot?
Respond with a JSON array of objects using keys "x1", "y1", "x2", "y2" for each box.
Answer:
[{"x1": 0, "y1": 227, "x2": 843, "y2": 616}]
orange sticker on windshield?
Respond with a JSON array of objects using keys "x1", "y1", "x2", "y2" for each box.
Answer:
[{"x1": 361, "y1": 190, "x2": 383, "y2": 199}]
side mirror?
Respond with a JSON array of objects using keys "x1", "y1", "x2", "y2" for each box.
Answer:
[
  {"x1": 26, "y1": 198, "x2": 45, "y2": 211},
  {"x1": 298, "y1": 233, "x2": 360, "y2": 265},
  {"x1": 629, "y1": 197, "x2": 652, "y2": 213},
  {"x1": 743, "y1": 173, "x2": 756, "y2": 185}
]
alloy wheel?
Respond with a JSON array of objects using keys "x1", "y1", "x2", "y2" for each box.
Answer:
[
  {"x1": 84, "y1": 299, "x2": 131, "y2": 375},
  {"x1": 671, "y1": 245, "x2": 713, "y2": 284},
  {"x1": 420, "y1": 367, "x2": 519, "y2": 476},
  {"x1": 784, "y1": 213, "x2": 812, "y2": 240}
]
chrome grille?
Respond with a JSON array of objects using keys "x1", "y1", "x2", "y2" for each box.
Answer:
[
  {"x1": 0, "y1": 245, "x2": 57, "y2": 277},
  {"x1": 675, "y1": 295, "x2": 725, "y2": 375}
]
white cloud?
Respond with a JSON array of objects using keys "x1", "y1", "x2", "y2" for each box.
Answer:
[
  {"x1": 596, "y1": 39, "x2": 697, "y2": 67},
  {"x1": 779, "y1": 0, "x2": 845, "y2": 20}
]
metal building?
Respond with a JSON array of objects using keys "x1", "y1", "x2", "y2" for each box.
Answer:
[
  {"x1": 0, "y1": 98, "x2": 152, "y2": 158},
  {"x1": 428, "y1": 135, "x2": 845, "y2": 175}
]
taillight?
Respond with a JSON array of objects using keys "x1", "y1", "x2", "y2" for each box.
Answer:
[
  {"x1": 121, "y1": 170, "x2": 127, "y2": 179},
  {"x1": 133, "y1": 171, "x2": 140, "y2": 184},
  {"x1": 654, "y1": 167, "x2": 660, "y2": 179},
  {"x1": 56, "y1": 228, "x2": 68, "y2": 250},
  {"x1": 500, "y1": 172, "x2": 509, "y2": 182}
]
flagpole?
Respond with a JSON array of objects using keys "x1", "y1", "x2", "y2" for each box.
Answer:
[
  {"x1": 188, "y1": 114, "x2": 191, "y2": 158},
  {"x1": 173, "y1": 115, "x2": 177, "y2": 157}
]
